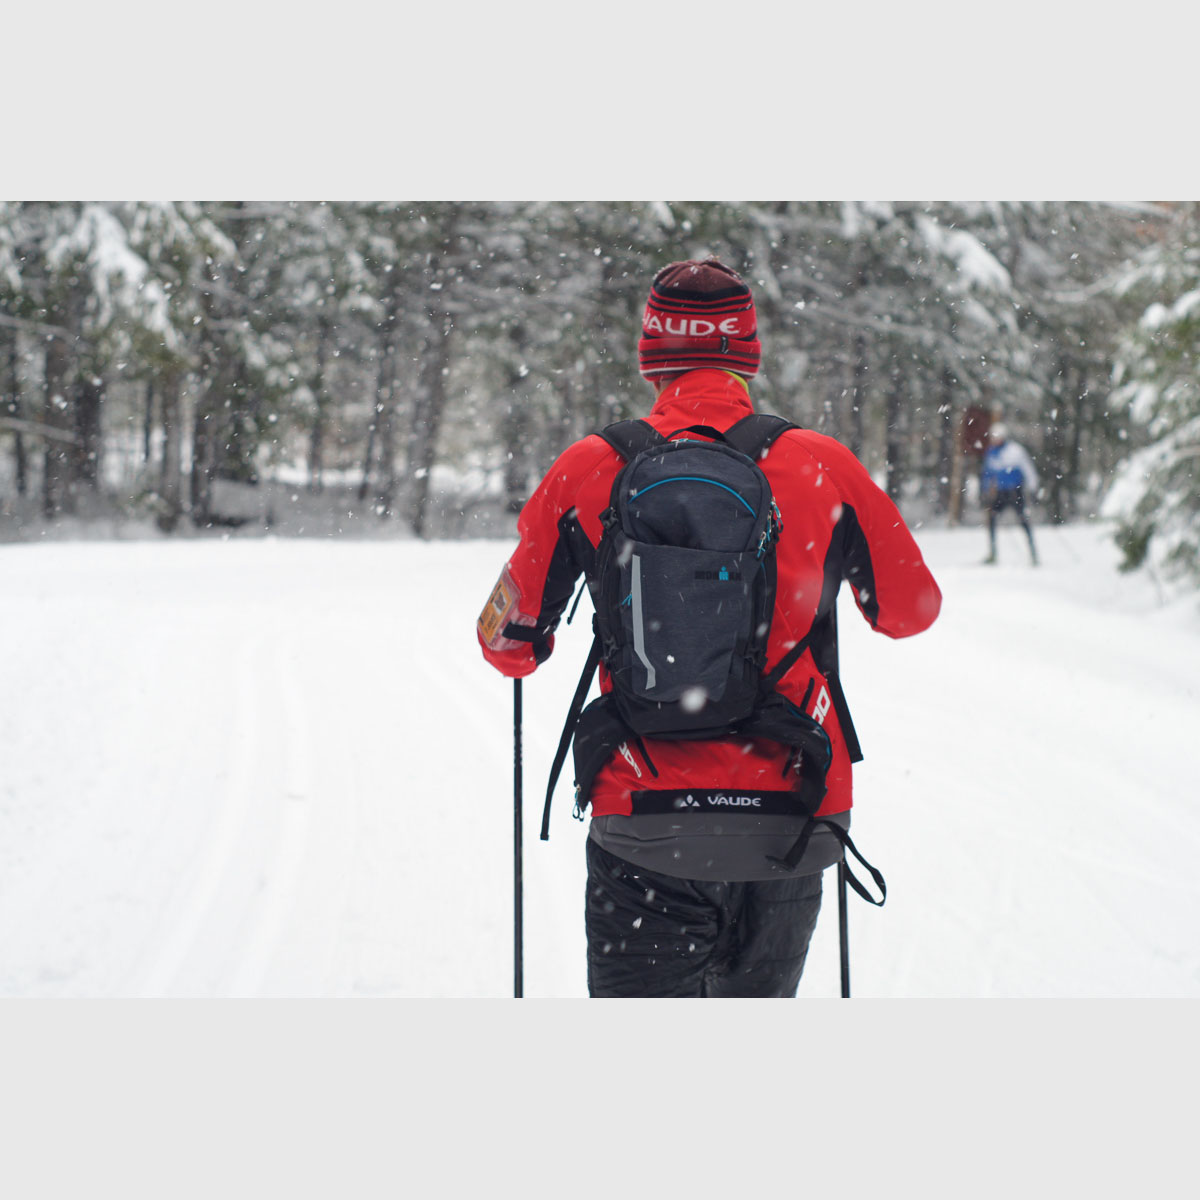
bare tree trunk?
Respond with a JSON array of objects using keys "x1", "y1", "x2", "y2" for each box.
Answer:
[
  {"x1": 374, "y1": 326, "x2": 401, "y2": 516},
  {"x1": 41, "y1": 333, "x2": 74, "y2": 517},
  {"x1": 552, "y1": 375, "x2": 576, "y2": 452},
  {"x1": 948, "y1": 438, "x2": 965, "y2": 526},
  {"x1": 307, "y1": 318, "x2": 331, "y2": 493},
  {"x1": 937, "y1": 369, "x2": 957, "y2": 519},
  {"x1": 501, "y1": 388, "x2": 531, "y2": 513},
  {"x1": 849, "y1": 333, "x2": 868, "y2": 461},
  {"x1": 158, "y1": 371, "x2": 184, "y2": 531},
  {"x1": 73, "y1": 374, "x2": 104, "y2": 498},
  {"x1": 501, "y1": 326, "x2": 531, "y2": 512},
  {"x1": 846, "y1": 252, "x2": 870, "y2": 462},
  {"x1": 4, "y1": 334, "x2": 28, "y2": 496},
  {"x1": 190, "y1": 258, "x2": 233, "y2": 526},
  {"x1": 1062, "y1": 365, "x2": 1088, "y2": 520},
  {"x1": 357, "y1": 340, "x2": 382, "y2": 504},
  {"x1": 816, "y1": 350, "x2": 845, "y2": 440},
  {"x1": 357, "y1": 411, "x2": 378, "y2": 505},
  {"x1": 143, "y1": 381, "x2": 155, "y2": 464},
  {"x1": 407, "y1": 312, "x2": 453, "y2": 538},
  {"x1": 360, "y1": 305, "x2": 400, "y2": 510},
  {"x1": 190, "y1": 328, "x2": 244, "y2": 524},
  {"x1": 190, "y1": 402, "x2": 216, "y2": 523},
  {"x1": 884, "y1": 366, "x2": 906, "y2": 503},
  {"x1": 1043, "y1": 363, "x2": 1070, "y2": 525}
]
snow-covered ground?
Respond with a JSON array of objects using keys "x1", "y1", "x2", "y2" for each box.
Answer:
[{"x1": 2, "y1": 516, "x2": 1199, "y2": 998}]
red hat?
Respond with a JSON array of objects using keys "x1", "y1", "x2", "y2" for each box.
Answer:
[{"x1": 638, "y1": 258, "x2": 761, "y2": 381}]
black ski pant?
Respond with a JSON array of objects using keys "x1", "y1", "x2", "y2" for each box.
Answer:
[
  {"x1": 988, "y1": 486, "x2": 1037, "y2": 560},
  {"x1": 585, "y1": 838, "x2": 822, "y2": 998}
]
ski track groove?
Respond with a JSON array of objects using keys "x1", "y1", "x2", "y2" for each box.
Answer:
[
  {"x1": 225, "y1": 635, "x2": 314, "y2": 997},
  {"x1": 133, "y1": 635, "x2": 262, "y2": 997}
]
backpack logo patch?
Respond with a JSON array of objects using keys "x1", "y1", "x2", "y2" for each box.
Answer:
[{"x1": 672, "y1": 791, "x2": 767, "y2": 809}]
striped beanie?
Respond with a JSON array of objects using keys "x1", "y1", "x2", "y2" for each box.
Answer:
[{"x1": 638, "y1": 258, "x2": 761, "y2": 381}]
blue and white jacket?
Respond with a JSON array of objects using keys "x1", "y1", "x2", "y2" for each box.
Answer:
[{"x1": 982, "y1": 440, "x2": 1039, "y2": 494}]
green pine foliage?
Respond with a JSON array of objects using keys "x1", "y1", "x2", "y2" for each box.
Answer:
[{"x1": 1107, "y1": 204, "x2": 1200, "y2": 586}]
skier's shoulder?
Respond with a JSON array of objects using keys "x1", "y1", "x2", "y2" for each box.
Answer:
[
  {"x1": 767, "y1": 426, "x2": 874, "y2": 488},
  {"x1": 545, "y1": 430, "x2": 626, "y2": 479}
]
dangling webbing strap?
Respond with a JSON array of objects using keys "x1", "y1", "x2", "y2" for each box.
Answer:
[
  {"x1": 768, "y1": 817, "x2": 887, "y2": 906},
  {"x1": 540, "y1": 634, "x2": 602, "y2": 841}
]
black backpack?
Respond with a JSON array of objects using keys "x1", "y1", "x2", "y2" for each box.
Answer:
[
  {"x1": 540, "y1": 415, "x2": 835, "y2": 839},
  {"x1": 594, "y1": 418, "x2": 782, "y2": 736}
]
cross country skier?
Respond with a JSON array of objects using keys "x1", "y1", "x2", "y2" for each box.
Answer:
[
  {"x1": 981, "y1": 422, "x2": 1040, "y2": 565},
  {"x1": 478, "y1": 258, "x2": 942, "y2": 997}
]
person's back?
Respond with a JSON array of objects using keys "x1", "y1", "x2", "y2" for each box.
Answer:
[{"x1": 478, "y1": 258, "x2": 941, "y2": 997}]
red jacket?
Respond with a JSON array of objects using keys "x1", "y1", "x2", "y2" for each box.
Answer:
[{"x1": 479, "y1": 370, "x2": 941, "y2": 819}]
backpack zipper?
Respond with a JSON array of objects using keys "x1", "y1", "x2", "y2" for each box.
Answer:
[{"x1": 630, "y1": 476, "x2": 757, "y2": 514}]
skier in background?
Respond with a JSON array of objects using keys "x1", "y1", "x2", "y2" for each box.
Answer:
[{"x1": 981, "y1": 422, "x2": 1039, "y2": 566}]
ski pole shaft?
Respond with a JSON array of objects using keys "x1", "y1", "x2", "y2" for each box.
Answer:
[
  {"x1": 514, "y1": 678, "x2": 524, "y2": 998},
  {"x1": 838, "y1": 859, "x2": 850, "y2": 998}
]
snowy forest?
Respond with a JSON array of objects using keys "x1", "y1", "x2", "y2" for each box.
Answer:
[{"x1": 1, "y1": 200, "x2": 1198, "y2": 589}]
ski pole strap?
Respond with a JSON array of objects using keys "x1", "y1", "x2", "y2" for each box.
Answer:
[
  {"x1": 502, "y1": 621, "x2": 553, "y2": 665},
  {"x1": 540, "y1": 633, "x2": 602, "y2": 841},
  {"x1": 768, "y1": 817, "x2": 886, "y2": 906}
]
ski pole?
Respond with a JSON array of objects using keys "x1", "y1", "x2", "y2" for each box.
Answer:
[
  {"x1": 838, "y1": 859, "x2": 850, "y2": 998},
  {"x1": 514, "y1": 678, "x2": 524, "y2": 998}
]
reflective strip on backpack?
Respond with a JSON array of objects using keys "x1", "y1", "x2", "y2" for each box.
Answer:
[{"x1": 630, "y1": 553, "x2": 656, "y2": 690}]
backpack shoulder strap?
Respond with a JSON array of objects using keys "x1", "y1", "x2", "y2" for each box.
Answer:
[
  {"x1": 597, "y1": 419, "x2": 669, "y2": 462},
  {"x1": 722, "y1": 414, "x2": 798, "y2": 462}
]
